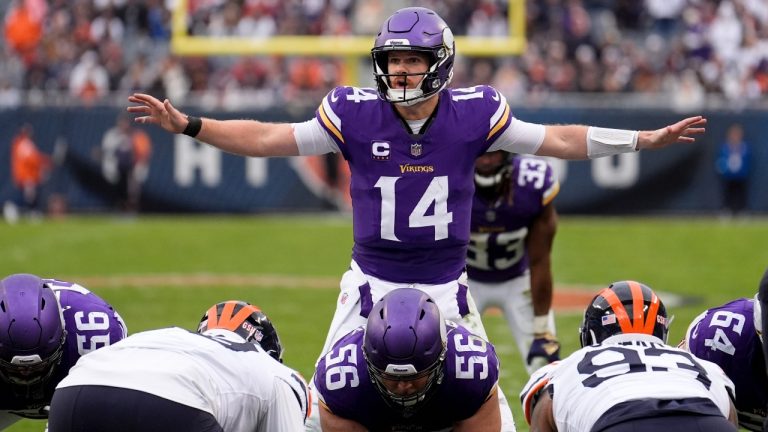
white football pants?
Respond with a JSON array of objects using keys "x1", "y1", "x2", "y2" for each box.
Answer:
[{"x1": 469, "y1": 272, "x2": 557, "y2": 374}]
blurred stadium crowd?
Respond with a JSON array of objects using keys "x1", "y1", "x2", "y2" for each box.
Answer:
[{"x1": 2, "y1": 0, "x2": 768, "y2": 110}]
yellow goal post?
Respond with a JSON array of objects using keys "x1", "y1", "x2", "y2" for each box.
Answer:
[{"x1": 171, "y1": 0, "x2": 526, "y2": 85}]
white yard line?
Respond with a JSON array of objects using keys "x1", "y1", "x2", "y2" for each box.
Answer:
[{"x1": 63, "y1": 274, "x2": 623, "y2": 313}]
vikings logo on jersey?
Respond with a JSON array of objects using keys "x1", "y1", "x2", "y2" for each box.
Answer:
[{"x1": 314, "y1": 85, "x2": 513, "y2": 285}]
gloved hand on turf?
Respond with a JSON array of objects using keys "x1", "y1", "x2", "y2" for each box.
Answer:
[{"x1": 527, "y1": 332, "x2": 561, "y2": 366}]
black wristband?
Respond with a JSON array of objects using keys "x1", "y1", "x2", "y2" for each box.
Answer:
[{"x1": 183, "y1": 116, "x2": 202, "y2": 137}]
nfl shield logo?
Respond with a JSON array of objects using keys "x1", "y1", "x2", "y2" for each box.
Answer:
[{"x1": 410, "y1": 143, "x2": 422, "y2": 157}]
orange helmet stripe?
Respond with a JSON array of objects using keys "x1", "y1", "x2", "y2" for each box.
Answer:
[
  {"x1": 628, "y1": 281, "x2": 646, "y2": 333},
  {"x1": 218, "y1": 301, "x2": 238, "y2": 330},
  {"x1": 205, "y1": 304, "x2": 219, "y2": 329},
  {"x1": 598, "y1": 288, "x2": 633, "y2": 334},
  {"x1": 227, "y1": 304, "x2": 262, "y2": 331},
  {"x1": 643, "y1": 291, "x2": 661, "y2": 336},
  {"x1": 206, "y1": 301, "x2": 262, "y2": 332}
]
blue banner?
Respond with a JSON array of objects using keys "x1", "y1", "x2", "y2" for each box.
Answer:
[{"x1": 0, "y1": 107, "x2": 765, "y2": 214}]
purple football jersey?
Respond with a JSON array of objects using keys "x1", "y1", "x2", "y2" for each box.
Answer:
[
  {"x1": 316, "y1": 85, "x2": 513, "y2": 284},
  {"x1": 467, "y1": 156, "x2": 559, "y2": 283},
  {"x1": 685, "y1": 298, "x2": 767, "y2": 431},
  {"x1": 0, "y1": 279, "x2": 126, "y2": 418},
  {"x1": 314, "y1": 322, "x2": 500, "y2": 431}
]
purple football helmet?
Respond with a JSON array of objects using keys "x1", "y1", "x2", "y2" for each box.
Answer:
[
  {"x1": 371, "y1": 7, "x2": 455, "y2": 106},
  {"x1": 363, "y1": 288, "x2": 447, "y2": 411},
  {"x1": 0, "y1": 274, "x2": 66, "y2": 386}
]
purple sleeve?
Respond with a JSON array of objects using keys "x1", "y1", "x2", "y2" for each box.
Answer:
[
  {"x1": 478, "y1": 85, "x2": 513, "y2": 146},
  {"x1": 314, "y1": 86, "x2": 371, "y2": 159}
]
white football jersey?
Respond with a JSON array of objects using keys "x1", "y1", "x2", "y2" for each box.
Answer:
[
  {"x1": 520, "y1": 333, "x2": 735, "y2": 432},
  {"x1": 57, "y1": 327, "x2": 309, "y2": 432}
]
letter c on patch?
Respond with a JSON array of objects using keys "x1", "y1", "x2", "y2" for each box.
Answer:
[{"x1": 372, "y1": 141, "x2": 390, "y2": 160}]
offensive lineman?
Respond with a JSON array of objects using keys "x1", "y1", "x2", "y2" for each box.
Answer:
[
  {"x1": 315, "y1": 288, "x2": 501, "y2": 431},
  {"x1": 681, "y1": 271, "x2": 768, "y2": 431}
]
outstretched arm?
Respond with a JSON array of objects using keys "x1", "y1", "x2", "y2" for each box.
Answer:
[
  {"x1": 127, "y1": 93, "x2": 300, "y2": 157},
  {"x1": 536, "y1": 116, "x2": 707, "y2": 160}
]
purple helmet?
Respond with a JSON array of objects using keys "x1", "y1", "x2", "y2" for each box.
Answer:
[
  {"x1": 371, "y1": 7, "x2": 455, "y2": 106},
  {"x1": 363, "y1": 288, "x2": 447, "y2": 411},
  {"x1": 0, "y1": 274, "x2": 66, "y2": 386}
]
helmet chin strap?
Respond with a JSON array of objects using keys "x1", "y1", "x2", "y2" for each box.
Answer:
[{"x1": 589, "y1": 329, "x2": 598, "y2": 345}]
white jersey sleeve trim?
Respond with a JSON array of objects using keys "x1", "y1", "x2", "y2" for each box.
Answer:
[
  {"x1": 489, "y1": 91, "x2": 508, "y2": 131},
  {"x1": 488, "y1": 118, "x2": 546, "y2": 155},
  {"x1": 258, "y1": 378, "x2": 307, "y2": 432},
  {"x1": 681, "y1": 310, "x2": 710, "y2": 351},
  {"x1": 520, "y1": 362, "x2": 558, "y2": 425},
  {"x1": 292, "y1": 119, "x2": 340, "y2": 156}
]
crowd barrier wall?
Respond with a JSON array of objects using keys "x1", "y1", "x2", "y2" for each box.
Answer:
[{"x1": 0, "y1": 106, "x2": 765, "y2": 215}]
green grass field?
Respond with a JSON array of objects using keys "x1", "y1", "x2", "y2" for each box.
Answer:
[{"x1": 1, "y1": 214, "x2": 767, "y2": 431}]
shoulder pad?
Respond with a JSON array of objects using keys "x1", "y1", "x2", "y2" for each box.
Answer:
[{"x1": 317, "y1": 86, "x2": 378, "y2": 146}]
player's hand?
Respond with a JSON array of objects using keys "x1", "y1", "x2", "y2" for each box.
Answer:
[
  {"x1": 127, "y1": 93, "x2": 190, "y2": 134},
  {"x1": 527, "y1": 332, "x2": 561, "y2": 367},
  {"x1": 637, "y1": 116, "x2": 707, "y2": 150}
]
